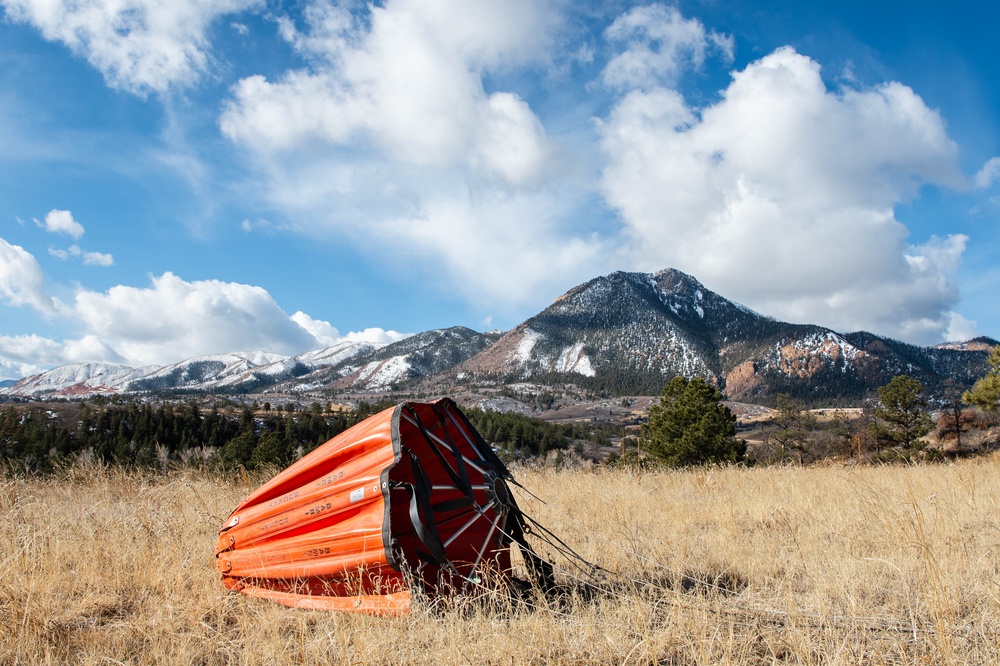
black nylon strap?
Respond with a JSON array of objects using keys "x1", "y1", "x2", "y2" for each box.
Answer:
[
  {"x1": 444, "y1": 400, "x2": 513, "y2": 480},
  {"x1": 404, "y1": 405, "x2": 470, "y2": 497},
  {"x1": 397, "y1": 481, "x2": 443, "y2": 565},
  {"x1": 432, "y1": 497, "x2": 475, "y2": 513},
  {"x1": 430, "y1": 403, "x2": 475, "y2": 498},
  {"x1": 521, "y1": 513, "x2": 594, "y2": 574},
  {"x1": 506, "y1": 507, "x2": 555, "y2": 592},
  {"x1": 402, "y1": 447, "x2": 449, "y2": 567}
]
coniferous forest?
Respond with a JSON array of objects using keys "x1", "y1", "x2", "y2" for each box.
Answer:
[{"x1": 0, "y1": 397, "x2": 612, "y2": 474}]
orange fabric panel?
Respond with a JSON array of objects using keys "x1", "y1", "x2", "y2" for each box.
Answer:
[
  {"x1": 217, "y1": 405, "x2": 399, "y2": 613},
  {"x1": 215, "y1": 444, "x2": 391, "y2": 553},
  {"x1": 237, "y1": 586, "x2": 411, "y2": 615},
  {"x1": 234, "y1": 406, "x2": 396, "y2": 508}
]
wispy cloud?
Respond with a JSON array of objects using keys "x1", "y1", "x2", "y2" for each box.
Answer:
[
  {"x1": 974, "y1": 157, "x2": 1000, "y2": 189},
  {"x1": 602, "y1": 3, "x2": 734, "y2": 89},
  {"x1": 49, "y1": 244, "x2": 114, "y2": 266},
  {"x1": 1, "y1": 0, "x2": 262, "y2": 95}
]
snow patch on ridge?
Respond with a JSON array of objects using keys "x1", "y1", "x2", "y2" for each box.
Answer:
[
  {"x1": 356, "y1": 356, "x2": 411, "y2": 390},
  {"x1": 0, "y1": 362, "x2": 153, "y2": 396},
  {"x1": 514, "y1": 328, "x2": 542, "y2": 365},
  {"x1": 555, "y1": 342, "x2": 596, "y2": 377},
  {"x1": 298, "y1": 341, "x2": 378, "y2": 367}
]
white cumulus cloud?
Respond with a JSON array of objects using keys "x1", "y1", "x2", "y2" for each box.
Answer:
[
  {"x1": 602, "y1": 3, "x2": 734, "y2": 89},
  {"x1": 70, "y1": 272, "x2": 323, "y2": 366},
  {"x1": 0, "y1": 236, "x2": 60, "y2": 315},
  {"x1": 0, "y1": 333, "x2": 126, "y2": 380},
  {"x1": 0, "y1": 334, "x2": 64, "y2": 379},
  {"x1": 221, "y1": 0, "x2": 560, "y2": 182},
  {"x1": 342, "y1": 327, "x2": 411, "y2": 345},
  {"x1": 597, "y1": 45, "x2": 969, "y2": 344},
  {"x1": 374, "y1": 190, "x2": 609, "y2": 306},
  {"x1": 290, "y1": 311, "x2": 342, "y2": 347},
  {"x1": 218, "y1": 0, "x2": 605, "y2": 309},
  {"x1": 291, "y1": 311, "x2": 410, "y2": 347},
  {"x1": 61, "y1": 334, "x2": 127, "y2": 364},
  {"x1": 946, "y1": 312, "x2": 980, "y2": 343},
  {"x1": 0, "y1": 0, "x2": 261, "y2": 95},
  {"x1": 0, "y1": 239, "x2": 415, "y2": 375},
  {"x1": 39, "y1": 209, "x2": 85, "y2": 238}
]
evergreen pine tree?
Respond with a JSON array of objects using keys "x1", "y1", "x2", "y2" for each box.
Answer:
[
  {"x1": 963, "y1": 345, "x2": 1000, "y2": 412},
  {"x1": 642, "y1": 376, "x2": 745, "y2": 467},
  {"x1": 869, "y1": 375, "x2": 932, "y2": 449},
  {"x1": 219, "y1": 430, "x2": 257, "y2": 469},
  {"x1": 249, "y1": 430, "x2": 287, "y2": 469}
]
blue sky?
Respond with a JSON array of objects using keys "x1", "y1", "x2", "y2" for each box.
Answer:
[{"x1": 1, "y1": 0, "x2": 998, "y2": 380}]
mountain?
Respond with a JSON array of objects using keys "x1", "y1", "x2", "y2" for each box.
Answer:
[
  {"x1": 272, "y1": 327, "x2": 503, "y2": 393},
  {"x1": 0, "y1": 341, "x2": 378, "y2": 398},
  {"x1": 2, "y1": 269, "x2": 994, "y2": 404},
  {"x1": 0, "y1": 362, "x2": 156, "y2": 396},
  {"x1": 296, "y1": 340, "x2": 380, "y2": 366},
  {"x1": 126, "y1": 351, "x2": 311, "y2": 393},
  {"x1": 449, "y1": 269, "x2": 993, "y2": 403},
  {"x1": 456, "y1": 269, "x2": 755, "y2": 389}
]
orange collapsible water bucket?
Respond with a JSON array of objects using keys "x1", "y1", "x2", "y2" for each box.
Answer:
[{"x1": 215, "y1": 398, "x2": 537, "y2": 614}]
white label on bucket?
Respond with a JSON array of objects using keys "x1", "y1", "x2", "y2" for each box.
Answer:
[{"x1": 350, "y1": 487, "x2": 365, "y2": 503}]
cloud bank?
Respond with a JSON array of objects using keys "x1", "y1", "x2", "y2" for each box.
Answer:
[
  {"x1": 0, "y1": 1, "x2": 984, "y2": 379},
  {"x1": 214, "y1": 1, "x2": 974, "y2": 344},
  {"x1": 0, "y1": 240, "x2": 408, "y2": 373},
  {"x1": 597, "y1": 45, "x2": 967, "y2": 343},
  {"x1": 218, "y1": 0, "x2": 606, "y2": 307}
]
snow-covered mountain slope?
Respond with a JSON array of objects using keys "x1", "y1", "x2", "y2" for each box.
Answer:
[
  {"x1": 126, "y1": 351, "x2": 309, "y2": 392},
  {"x1": 278, "y1": 327, "x2": 503, "y2": 393},
  {"x1": 3, "y1": 269, "x2": 993, "y2": 403},
  {"x1": 1, "y1": 340, "x2": 377, "y2": 397},
  {"x1": 0, "y1": 363, "x2": 157, "y2": 396},
  {"x1": 457, "y1": 270, "x2": 736, "y2": 391},
  {"x1": 296, "y1": 341, "x2": 381, "y2": 367},
  {"x1": 453, "y1": 269, "x2": 993, "y2": 402}
]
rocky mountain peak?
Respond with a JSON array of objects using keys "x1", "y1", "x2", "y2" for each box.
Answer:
[{"x1": 3, "y1": 269, "x2": 992, "y2": 404}]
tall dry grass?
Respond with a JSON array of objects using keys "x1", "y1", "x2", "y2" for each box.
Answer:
[{"x1": 2, "y1": 456, "x2": 999, "y2": 665}]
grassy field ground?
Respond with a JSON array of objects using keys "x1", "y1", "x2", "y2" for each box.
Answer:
[{"x1": 2, "y1": 458, "x2": 999, "y2": 665}]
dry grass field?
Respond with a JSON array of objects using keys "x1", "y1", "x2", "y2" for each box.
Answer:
[{"x1": 2, "y1": 457, "x2": 999, "y2": 665}]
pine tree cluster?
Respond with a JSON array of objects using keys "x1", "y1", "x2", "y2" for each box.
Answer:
[{"x1": 0, "y1": 398, "x2": 389, "y2": 473}]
